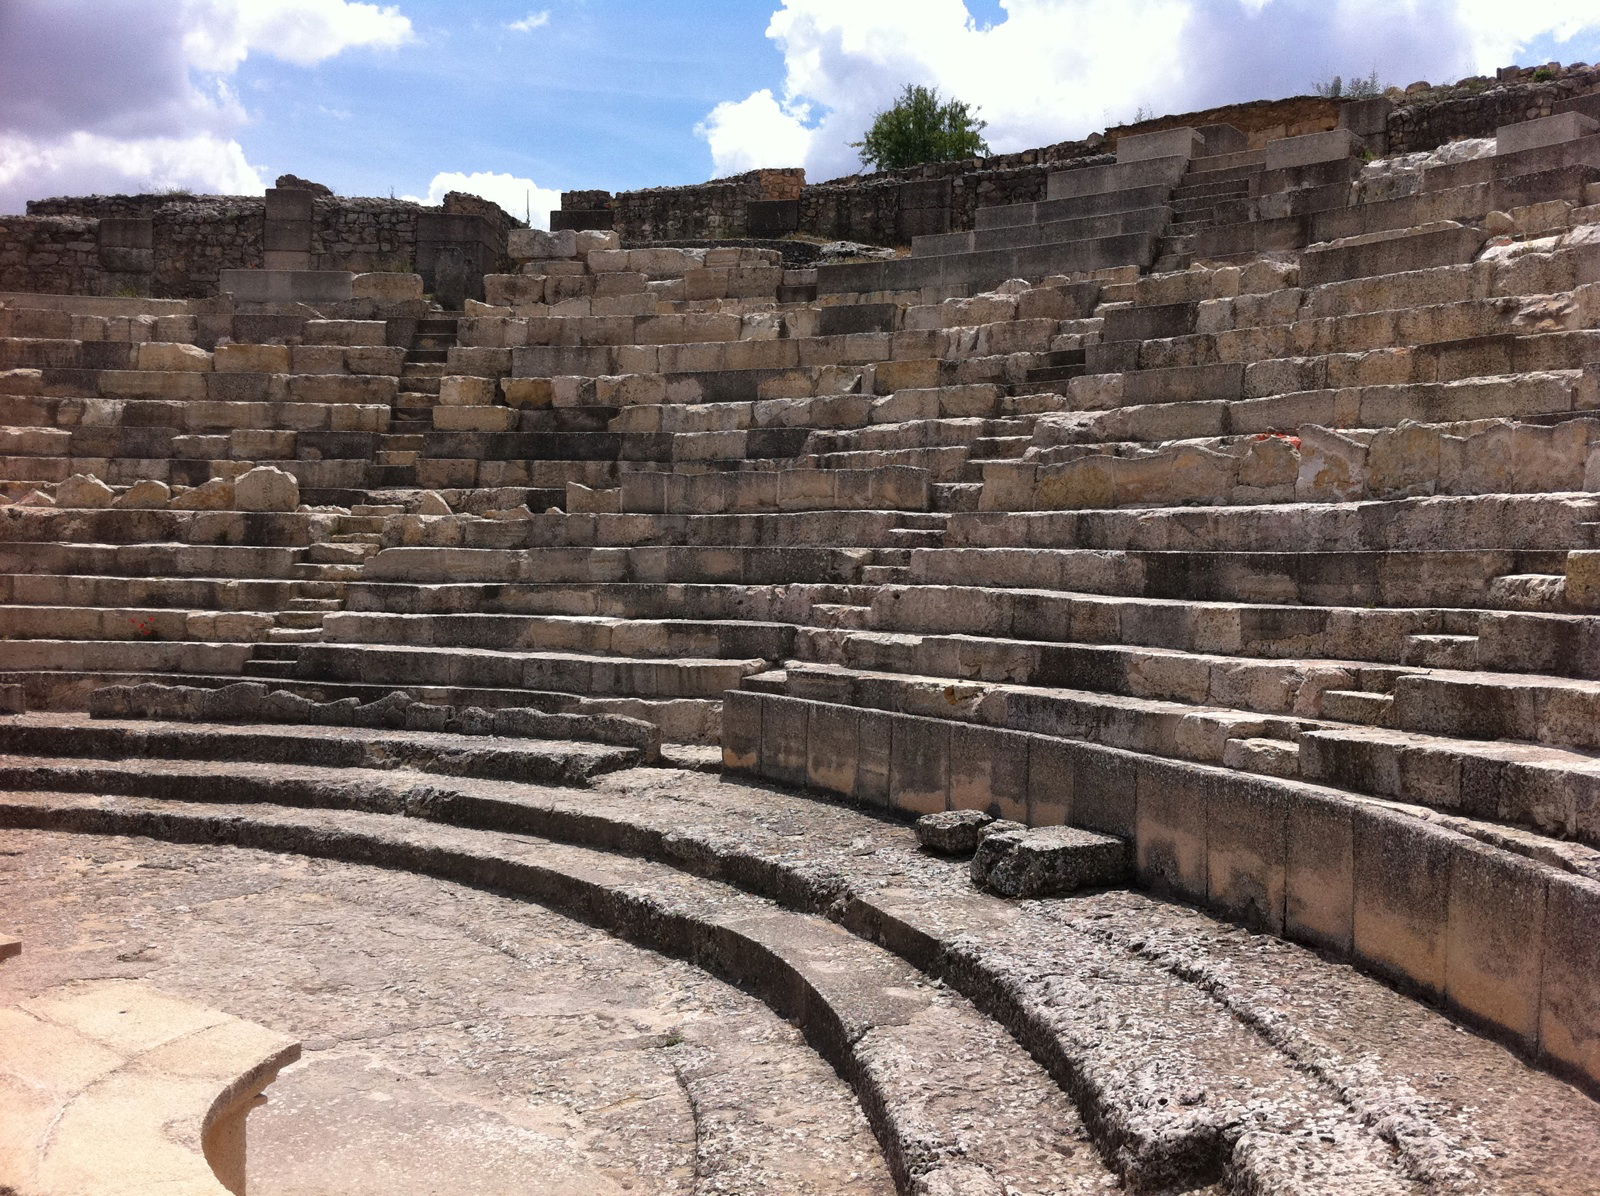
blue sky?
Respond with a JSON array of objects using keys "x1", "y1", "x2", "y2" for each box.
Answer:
[
  {"x1": 3, "y1": 0, "x2": 1600, "y2": 220},
  {"x1": 232, "y1": 1, "x2": 795, "y2": 202}
]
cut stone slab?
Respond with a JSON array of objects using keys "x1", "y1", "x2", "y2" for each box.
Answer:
[
  {"x1": 114, "y1": 479, "x2": 170, "y2": 510},
  {"x1": 219, "y1": 269, "x2": 354, "y2": 304},
  {"x1": 54, "y1": 474, "x2": 114, "y2": 509},
  {"x1": 1264, "y1": 128, "x2": 1360, "y2": 171},
  {"x1": 0, "y1": 979, "x2": 299, "y2": 1196},
  {"x1": 971, "y1": 825, "x2": 1131, "y2": 898},
  {"x1": 915, "y1": 809, "x2": 993, "y2": 855},
  {"x1": 1116, "y1": 126, "x2": 1203, "y2": 163},
  {"x1": 233, "y1": 465, "x2": 299, "y2": 513},
  {"x1": 1497, "y1": 111, "x2": 1599, "y2": 156}
]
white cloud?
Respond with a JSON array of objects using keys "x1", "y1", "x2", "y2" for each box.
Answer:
[
  {"x1": 695, "y1": 90, "x2": 816, "y2": 174},
  {"x1": 404, "y1": 171, "x2": 564, "y2": 230},
  {"x1": 699, "y1": 0, "x2": 1600, "y2": 181},
  {"x1": 0, "y1": 0, "x2": 413, "y2": 212},
  {"x1": 0, "y1": 131, "x2": 267, "y2": 205},
  {"x1": 507, "y1": 10, "x2": 552, "y2": 33},
  {"x1": 183, "y1": 0, "x2": 413, "y2": 71}
]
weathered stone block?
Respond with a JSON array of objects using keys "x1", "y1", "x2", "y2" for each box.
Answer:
[
  {"x1": 972, "y1": 825, "x2": 1130, "y2": 897},
  {"x1": 1352, "y1": 807, "x2": 1451, "y2": 998},
  {"x1": 915, "y1": 809, "x2": 993, "y2": 855}
]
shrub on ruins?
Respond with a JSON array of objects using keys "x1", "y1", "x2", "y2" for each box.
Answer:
[
  {"x1": 1314, "y1": 70, "x2": 1384, "y2": 99},
  {"x1": 851, "y1": 84, "x2": 990, "y2": 172}
]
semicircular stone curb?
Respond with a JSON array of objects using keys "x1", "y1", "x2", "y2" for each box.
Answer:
[{"x1": 0, "y1": 748, "x2": 1430, "y2": 1195}]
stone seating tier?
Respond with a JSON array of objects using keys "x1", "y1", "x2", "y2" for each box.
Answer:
[{"x1": 10, "y1": 108, "x2": 1600, "y2": 1116}]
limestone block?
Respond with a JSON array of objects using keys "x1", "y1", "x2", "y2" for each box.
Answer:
[
  {"x1": 54, "y1": 474, "x2": 114, "y2": 509},
  {"x1": 501, "y1": 377, "x2": 554, "y2": 407},
  {"x1": 287, "y1": 374, "x2": 395, "y2": 405},
  {"x1": 630, "y1": 247, "x2": 701, "y2": 277},
  {"x1": 1365, "y1": 421, "x2": 1440, "y2": 498},
  {"x1": 1117, "y1": 125, "x2": 1203, "y2": 163},
  {"x1": 565, "y1": 482, "x2": 621, "y2": 514},
  {"x1": 973, "y1": 825, "x2": 1130, "y2": 897},
  {"x1": 484, "y1": 274, "x2": 546, "y2": 306},
  {"x1": 1540, "y1": 873, "x2": 1600, "y2": 1084},
  {"x1": 1352, "y1": 806, "x2": 1451, "y2": 997},
  {"x1": 1565, "y1": 550, "x2": 1600, "y2": 608},
  {"x1": 170, "y1": 477, "x2": 235, "y2": 511},
  {"x1": 233, "y1": 465, "x2": 299, "y2": 512},
  {"x1": 682, "y1": 268, "x2": 729, "y2": 301},
  {"x1": 136, "y1": 342, "x2": 212, "y2": 372},
  {"x1": 585, "y1": 249, "x2": 630, "y2": 273},
  {"x1": 154, "y1": 314, "x2": 198, "y2": 342},
  {"x1": 574, "y1": 229, "x2": 621, "y2": 256},
  {"x1": 214, "y1": 343, "x2": 291, "y2": 374},
  {"x1": 433, "y1": 405, "x2": 516, "y2": 432},
  {"x1": 1295, "y1": 425, "x2": 1367, "y2": 501},
  {"x1": 1265, "y1": 128, "x2": 1360, "y2": 171},
  {"x1": 345, "y1": 345, "x2": 405, "y2": 376},
  {"x1": 915, "y1": 809, "x2": 993, "y2": 855},
  {"x1": 872, "y1": 358, "x2": 940, "y2": 395},
  {"x1": 1119, "y1": 445, "x2": 1237, "y2": 506},
  {"x1": 352, "y1": 272, "x2": 425, "y2": 301},
  {"x1": 1031, "y1": 456, "x2": 1112, "y2": 510},
  {"x1": 0, "y1": 368, "x2": 44, "y2": 396},
  {"x1": 303, "y1": 319, "x2": 387, "y2": 347},
  {"x1": 1238, "y1": 434, "x2": 1300, "y2": 491},
  {"x1": 1240, "y1": 258, "x2": 1299, "y2": 293},
  {"x1": 115, "y1": 478, "x2": 171, "y2": 509},
  {"x1": 438, "y1": 375, "x2": 498, "y2": 406},
  {"x1": 508, "y1": 228, "x2": 577, "y2": 260},
  {"x1": 0, "y1": 426, "x2": 68, "y2": 455},
  {"x1": 550, "y1": 376, "x2": 593, "y2": 407},
  {"x1": 595, "y1": 374, "x2": 667, "y2": 407},
  {"x1": 290, "y1": 345, "x2": 347, "y2": 375},
  {"x1": 740, "y1": 311, "x2": 782, "y2": 340},
  {"x1": 1497, "y1": 110, "x2": 1599, "y2": 155}
]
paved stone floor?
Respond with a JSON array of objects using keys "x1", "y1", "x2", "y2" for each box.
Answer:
[{"x1": 0, "y1": 830, "x2": 893, "y2": 1196}]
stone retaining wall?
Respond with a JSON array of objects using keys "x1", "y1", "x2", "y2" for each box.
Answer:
[
  {"x1": 0, "y1": 216, "x2": 112, "y2": 295},
  {"x1": 1386, "y1": 65, "x2": 1600, "y2": 155},
  {"x1": 8, "y1": 193, "x2": 508, "y2": 299}
]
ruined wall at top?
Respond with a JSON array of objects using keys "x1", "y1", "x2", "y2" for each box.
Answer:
[
  {"x1": 584, "y1": 95, "x2": 1341, "y2": 248},
  {"x1": 594, "y1": 170, "x2": 805, "y2": 242},
  {"x1": 7, "y1": 192, "x2": 489, "y2": 298},
  {"x1": 148, "y1": 201, "x2": 263, "y2": 298},
  {"x1": 1384, "y1": 63, "x2": 1600, "y2": 155},
  {"x1": 311, "y1": 197, "x2": 420, "y2": 274},
  {"x1": 0, "y1": 216, "x2": 105, "y2": 295}
]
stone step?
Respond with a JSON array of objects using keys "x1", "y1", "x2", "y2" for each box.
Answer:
[
  {"x1": 6, "y1": 750, "x2": 1566, "y2": 1190},
  {"x1": 274, "y1": 610, "x2": 326, "y2": 630},
  {"x1": 264, "y1": 627, "x2": 324, "y2": 643},
  {"x1": 1297, "y1": 720, "x2": 1600, "y2": 856},
  {"x1": 775, "y1": 659, "x2": 1306, "y2": 770},
  {"x1": 1317, "y1": 689, "x2": 1395, "y2": 726},
  {"x1": 1402, "y1": 632, "x2": 1480, "y2": 669},
  {"x1": 240, "y1": 659, "x2": 301, "y2": 678},
  {"x1": 323, "y1": 611, "x2": 797, "y2": 660},
  {"x1": 0, "y1": 783, "x2": 1117, "y2": 1194},
  {"x1": 283, "y1": 641, "x2": 768, "y2": 700},
  {"x1": 724, "y1": 688, "x2": 1600, "y2": 1108},
  {"x1": 1221, "y1": 734, "x2": 1301, "y2": 777},
  {"x1": 0, "y1": 716, "x2": 639, "y2": 787}
]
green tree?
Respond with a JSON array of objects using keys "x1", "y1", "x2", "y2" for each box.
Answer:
[{"x1": 852, "y1": 84, "x2": 990, "y2": 172}]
